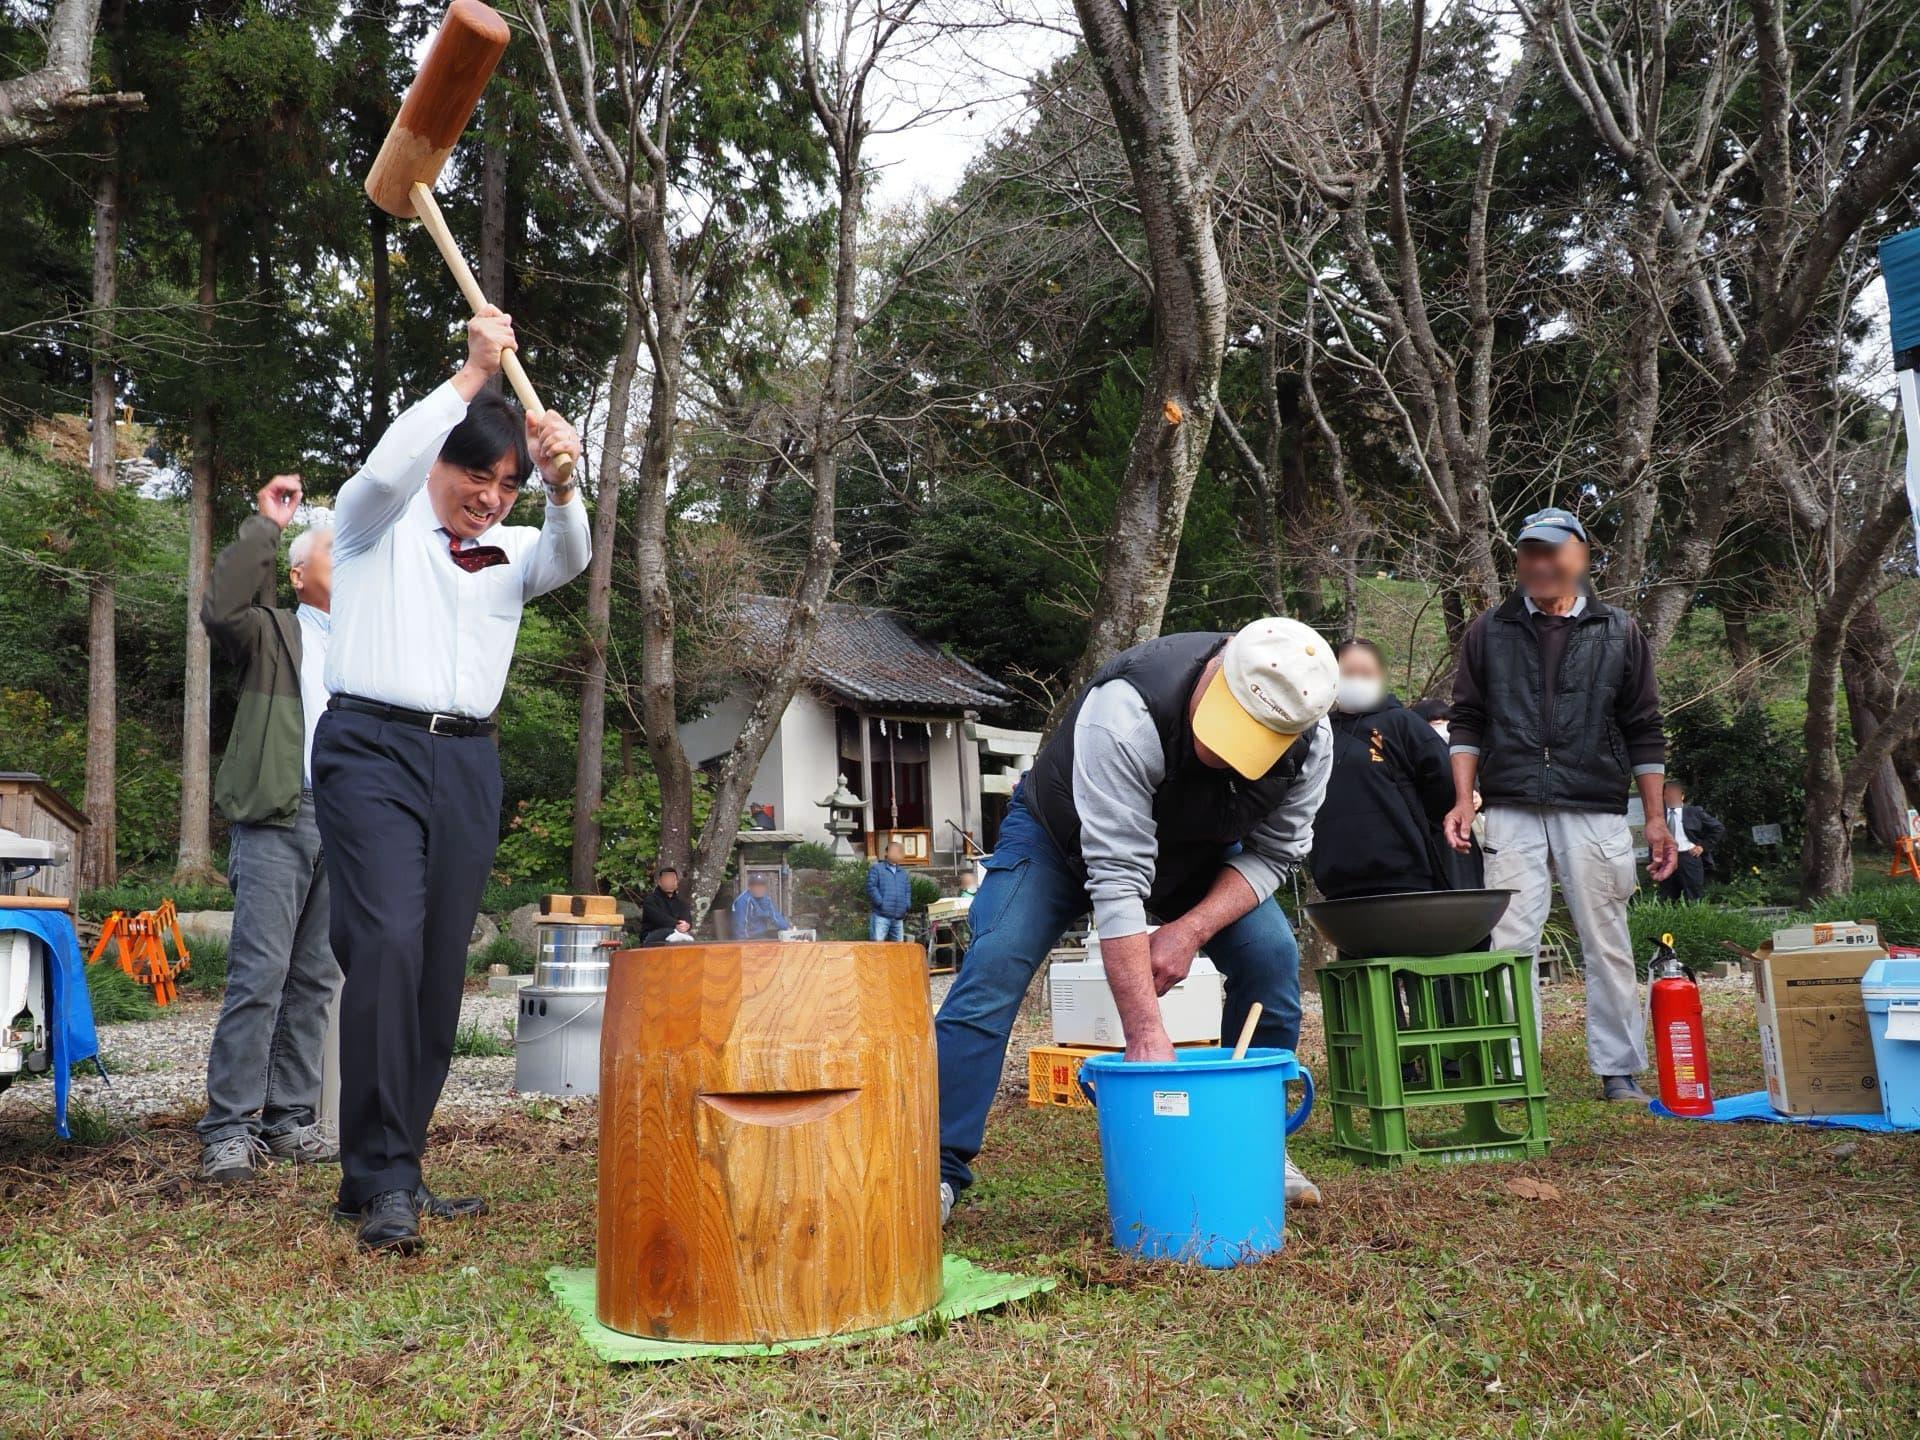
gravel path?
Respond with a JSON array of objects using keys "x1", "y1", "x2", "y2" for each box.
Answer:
[
  {"x1": 0, "y1": 987, "x2": 554, "y2": 1133},
  {"x1": 1, "y1": 976, "x2": 968, "y2": 1135},
  {"x1": 0, "y1": 966, "x2": 1343, "y2": 1136}
]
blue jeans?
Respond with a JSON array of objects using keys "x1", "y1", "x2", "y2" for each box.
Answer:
[
  {"x1": 869, "y1": 914, "x2": 905, "y2": 943},
  {"x1": 934, "y1": 795, "x2": 1303, "y2": 1193}
]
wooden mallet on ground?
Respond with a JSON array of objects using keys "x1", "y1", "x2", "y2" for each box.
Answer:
[{"x1": 364, "y1": 0, "x2": 573, "y2": 482}]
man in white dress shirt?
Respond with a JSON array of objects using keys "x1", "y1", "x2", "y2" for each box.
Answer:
[{"x1": 314, "y1": 308, "x2": 589, "y2": 1252}]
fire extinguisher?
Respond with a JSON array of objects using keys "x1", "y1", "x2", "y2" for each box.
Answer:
[{"x1": 1649, "y1": 932, "x2": 1714, "y2": 1115}]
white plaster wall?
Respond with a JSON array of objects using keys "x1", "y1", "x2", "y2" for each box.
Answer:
[
  {"x1": 776, "y1": 691, "x2": 844, "y2": 843},
  {"x1": 927, "y1": 724, "x2": 969, "y2": 858},
  {"x1": 676, "y1": 687, "x2": 783, "y2": 824},
  {"x1": 678, "y1": 690, "x2": 992, "y2": 852},
  {"x1": 679, "y1": 690, "x2": 754, "y2": 767}
]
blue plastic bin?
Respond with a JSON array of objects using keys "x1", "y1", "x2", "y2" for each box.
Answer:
[
  {"x1": 1862, "y1": 956, "x2": 1920, "y2": 1130},
  {"x1": 1077, "y1": 1047, "x2": 1314, "y2": 1267}
]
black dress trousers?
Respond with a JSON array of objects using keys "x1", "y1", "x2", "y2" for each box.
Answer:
[{"x1": 311, "y1": 705, "x2": 501, "y2": 1209}]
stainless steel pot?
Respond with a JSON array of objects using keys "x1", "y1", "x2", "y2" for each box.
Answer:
[{"x1": 534, "y1": 920, "x2": 622, "y2": 991}]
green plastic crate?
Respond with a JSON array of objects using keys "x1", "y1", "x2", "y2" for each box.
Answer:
[{"x1": 1317, "y1": 950, "x2": 1550, "y2": 1167}]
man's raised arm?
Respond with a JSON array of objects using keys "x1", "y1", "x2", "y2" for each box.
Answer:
[{"x1": 334, "y1": 310, "x2": 513, "y2": 558}]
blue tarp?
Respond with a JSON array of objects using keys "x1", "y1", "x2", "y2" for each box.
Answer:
[
  {"x1": 1649, "y1": 1088, "x2": 1907, "y2": 1134},
  {"x1": 1883, "y1": 227, "x2": 1920, "y2": 357},
  {"x1": 0, "y1": 909, "x2": 98, "y2": 1137}
]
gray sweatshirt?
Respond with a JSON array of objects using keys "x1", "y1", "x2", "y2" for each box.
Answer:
[{"x1": 1069, "y1": 680, "x2": 1332, "y2": 939}]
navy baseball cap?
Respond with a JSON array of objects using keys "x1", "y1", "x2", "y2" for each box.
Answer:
[{"x1": 1516, "y1": 507, "x2": 1588, "y2": 546}]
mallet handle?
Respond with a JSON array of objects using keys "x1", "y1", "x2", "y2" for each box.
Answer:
[{"x1": 409, "y1": 181, "x2": 575, "y2": 484}]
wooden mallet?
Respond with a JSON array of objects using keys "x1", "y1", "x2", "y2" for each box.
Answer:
[{"x1": 364, "y1": 0, "x2": 573, "y2": 482}]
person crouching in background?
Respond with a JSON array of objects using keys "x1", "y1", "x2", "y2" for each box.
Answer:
[
  {"x1": 639, "y1": 865, "x2": 693, "y2": 944},
  {"x1": 1310, "y1": 640, "x2": 1461, "y2": 901},
  {"x1": 730, "y1": 873, "x2": 791, "y2": 941}
]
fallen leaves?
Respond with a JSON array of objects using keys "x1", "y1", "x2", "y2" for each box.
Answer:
[{"x1": 1503, "y1": 1177, "x2": 1563, "y2": 1202}]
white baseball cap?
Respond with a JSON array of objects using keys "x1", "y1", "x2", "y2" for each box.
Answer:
[{"x1": 1192, "y1": 617, "x2": 1338, "y2": 778}]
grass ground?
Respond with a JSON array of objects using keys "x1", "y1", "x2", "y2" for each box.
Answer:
[{"x1": 3, "y1": 985, "x2": 1916, "y2": 1439}]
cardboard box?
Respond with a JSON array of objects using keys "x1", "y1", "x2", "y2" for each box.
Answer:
[
  {"x1": 1753, "y1": 940, "x2": 1883, "y2": 1115},
  {"x1": 1770, "y1": 920, "x2": 1879, "y2": 953},
  {"x1": 1049, "y1": 955, "x2": 1224, "y2": 1048}
]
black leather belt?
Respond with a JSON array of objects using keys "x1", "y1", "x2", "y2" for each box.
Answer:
[{"x1": 329, "y1": 694, "x2": 495, "y2": 737}]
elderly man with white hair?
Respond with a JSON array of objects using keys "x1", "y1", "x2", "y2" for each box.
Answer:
[{"x1": 196, "y1": 474, "x2": 341, "y2": 1183}]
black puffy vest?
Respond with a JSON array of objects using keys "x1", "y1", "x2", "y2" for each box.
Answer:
[
  {"x1": 1475, "y1": 592, "x2": 1635, "y2": 812},
  {"x1": 1024, "y1": 632, "x2": 1314, "y2": 916}
]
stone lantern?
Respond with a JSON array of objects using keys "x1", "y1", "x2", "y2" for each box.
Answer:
[{"x1": 818, "y1": 778, "x2": 865, "y2": 859}]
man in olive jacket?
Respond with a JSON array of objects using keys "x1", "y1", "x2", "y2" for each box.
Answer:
[{"x1": 196, "y1": 475, "x2": 341, "y2": 1183}]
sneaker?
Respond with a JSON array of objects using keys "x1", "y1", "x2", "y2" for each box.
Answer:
[
  {"x1": 1601, "y1": 1074, "x2": 1654, "y2": 1104},
  {"x1": 200, "y1": 1133, "x2": 269, "y2": 1185},
  {"x1": 263, "y1": 1122, "x2": 339, "y2": 1165},
  {"x1": 1284, "y1": 1156, "x2": 1322, "y2": 1208},
  {"x1": 939, "y1": 1181, "x2": 955, "y2": 1226},
  {"x1": 356, "y1": 1190, "x2": 422, "y2": 1254}
]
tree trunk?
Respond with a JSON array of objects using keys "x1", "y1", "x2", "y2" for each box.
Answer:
[
  {"x1": 80, "y1": 136, "x2": 119, "y2": 890},
  {"x1": 175, "y1": 206, "x2": 219, "y2": 884},
  {"x1": 368, "y1": 205, "x2": 391, "y2": 446},
  {"x1": 1721, "y1": 599, "x2": 1756, "y2": 701},
  {"x1": 1801, "y1": 594, "x2": 1853, "y2": 898},
  {"x1": 569, "y1": 300, "x2": 643, "y2": 891},
  {"x1": 1603, "y1": 189, "x2": 1665, "y2": 607},
  {"x1": 0, "y1": 0, "x2": 140, "y2": 151},
  {"x1": 684, "y1": 141, "x2": 860, "y2": 916},
  {"x1": 635, "y1": 355, "x2": 694, "y2": 877},
  {"x1": 1058, "y1": 0, "x2": 1230, "y2": 719},
  {"x1": 1798, "y1": 485, "x2": 1912, "y2": 899},
  {"x1": 1843, "y1": 603, "x2": 1909, "y2": 847}
]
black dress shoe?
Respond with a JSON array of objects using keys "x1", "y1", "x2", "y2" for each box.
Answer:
[
  {"x1": 357, "y1": 1189, "x2": 421, "y2": 1254},
  {"x1": 416, "y1": 1182, "x2": 487, "y2": 1220}
]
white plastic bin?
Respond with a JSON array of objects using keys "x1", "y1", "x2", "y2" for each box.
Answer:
[{"x1": 1861, "y1": 955, "x2": 1920, "y2": 1130}]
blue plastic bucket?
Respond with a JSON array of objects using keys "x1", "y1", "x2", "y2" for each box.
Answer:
[{"x1": 1077, "y1": 1047, "x2": 1315, "y2": 1267}]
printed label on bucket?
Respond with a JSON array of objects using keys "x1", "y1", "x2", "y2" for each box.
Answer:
[{"x1": 1151, "y1": 1090, "x2": 1190, "y2": 1117}]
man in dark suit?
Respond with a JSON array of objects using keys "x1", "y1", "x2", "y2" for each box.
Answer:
[{"x1": 1658, "y1": 778, "x2": 1725, "y2": 902}]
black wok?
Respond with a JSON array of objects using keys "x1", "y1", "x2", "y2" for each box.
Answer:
[{"x1": 1303, "y1": 888, "x2": 1515, "y2": 959}]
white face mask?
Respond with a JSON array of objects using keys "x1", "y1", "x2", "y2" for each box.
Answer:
[
  {"x1": 1335, "y1": 675, "x2": 1385, "y2": 714},
  {"x1": 1431, "y1": 721, "x2": 1450, "y2": 743}
]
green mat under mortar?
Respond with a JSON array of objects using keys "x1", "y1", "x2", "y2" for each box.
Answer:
[{"x1": 547, "y1": 1255, "x2": 1055, "y2": 1363}]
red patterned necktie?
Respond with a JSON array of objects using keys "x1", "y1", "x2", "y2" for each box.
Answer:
[{"x1": 447, "y1": 535, "x2": 509, "y2": 573}]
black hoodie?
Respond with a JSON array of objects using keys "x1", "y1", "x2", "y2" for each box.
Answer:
[{"x1": 1309, "y1": 695, "x2": 1460, "y2": 901}]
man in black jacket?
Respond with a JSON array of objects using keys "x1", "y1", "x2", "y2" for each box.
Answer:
[
  {"x1": 1311, "y1": 640, "x2": 1457, "y2": 899},
  {"x1": 1446, "y1": 507, "x2": 1678, "y2": 1104},
  {"x1": 639, "y1": 866, "x2": 693, "y2": 944},
  {"x1": 1657, "y1": 779, "x2": 1725, "y2": 902}
]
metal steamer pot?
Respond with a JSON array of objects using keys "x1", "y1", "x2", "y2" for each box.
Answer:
[{"x1": 533, "y1": 919, "x2": 622, "y2": 991}]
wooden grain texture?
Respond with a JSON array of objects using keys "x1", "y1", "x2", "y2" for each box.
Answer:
[
  {"x1": 597, "y1": 942, "x2": 943, "y2": 1344},
  {"x1": 363, "y1": 0, "x2": 509, "y2": 217}
]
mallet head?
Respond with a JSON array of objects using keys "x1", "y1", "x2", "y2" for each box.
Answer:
[{"x1": 364, "y1": 0, "x2": 510, "y2": 219}]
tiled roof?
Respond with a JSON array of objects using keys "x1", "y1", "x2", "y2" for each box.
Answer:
[{"x1": 737, "y1": 595, "x2": 1012, "y2": 712}]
